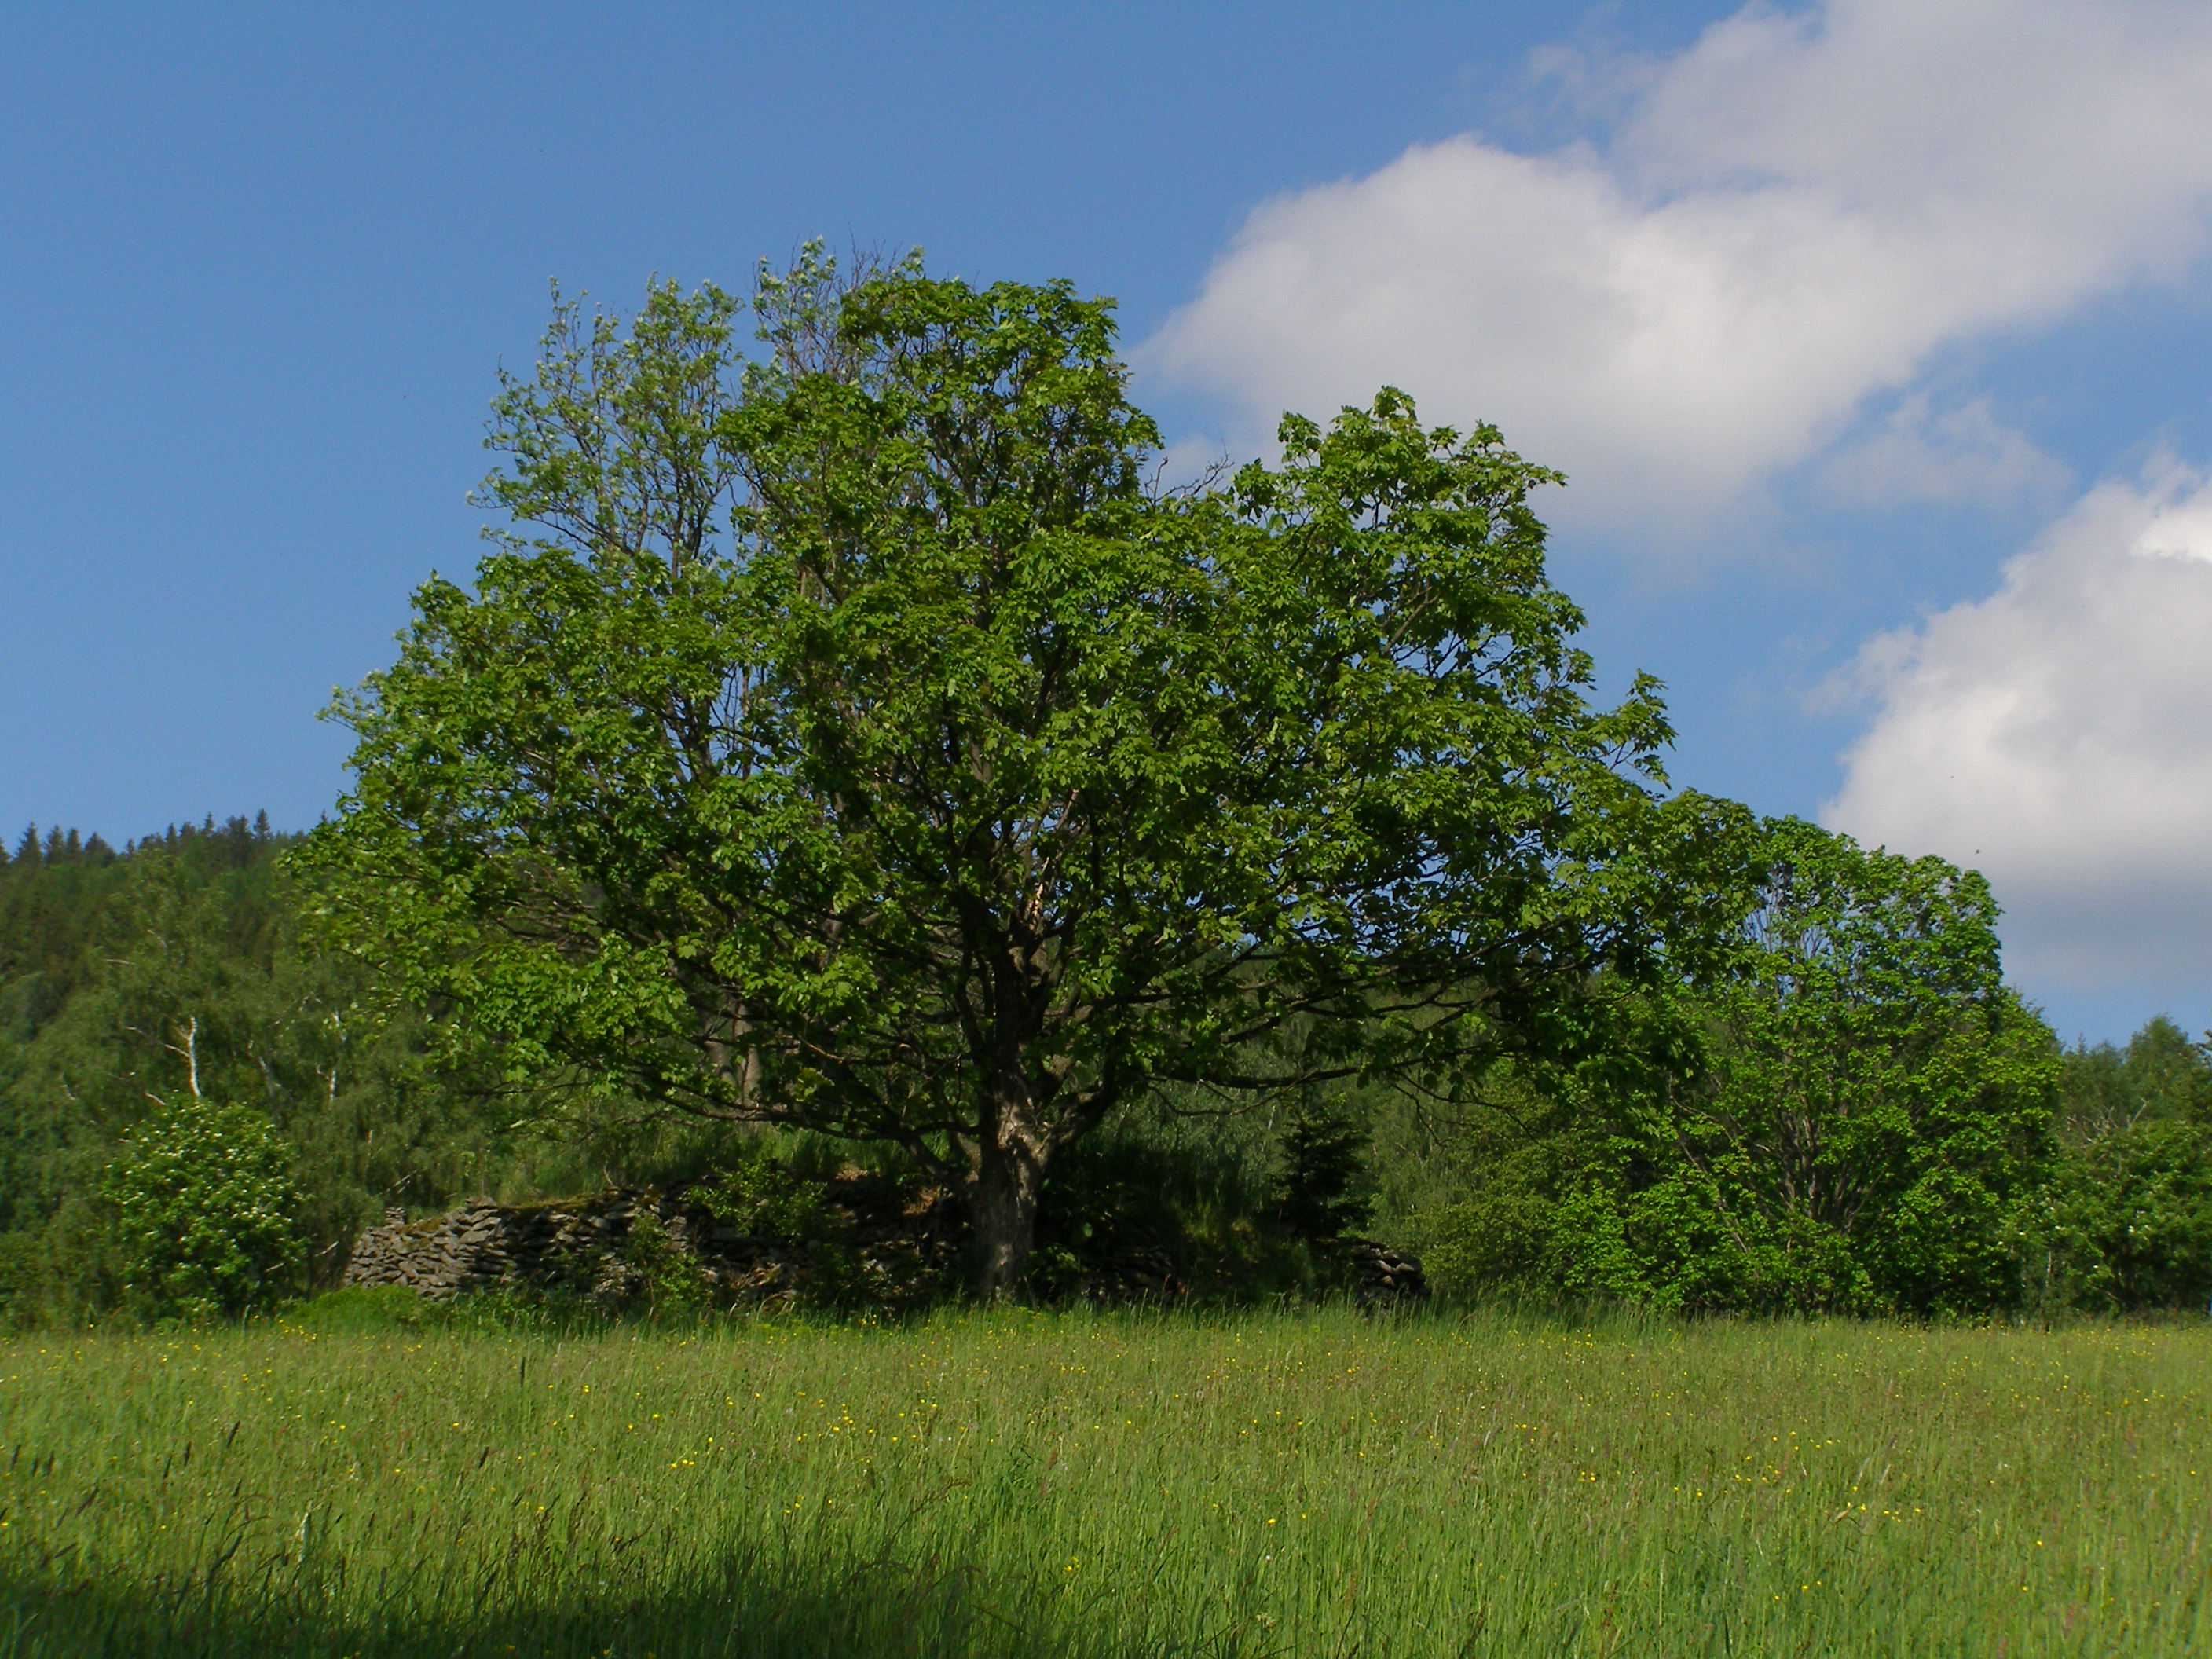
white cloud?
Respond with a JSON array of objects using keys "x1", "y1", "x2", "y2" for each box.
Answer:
[
  {"x1": 1826, "y1": 464, "x2": 2212, "y2": 989},
  {"x1": 1147, "y1": 0, "x2": 2212, "y2": 526},
  {"x1": 1814, "y1": 395, "x2": 2067, "y2": 510}
]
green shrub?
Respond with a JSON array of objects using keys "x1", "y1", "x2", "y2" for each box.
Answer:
[
  {"x1": 103, "y1": 1097, "x2": 305, "y2": 1320},
  {"x1": 614, "y1": 1208, "x2": 716, "y2": 1316},
  {"x1": 0, "y1": 1228, "x2": 51, "y2": 1328},
  {"x1": 281, "y1": 1283, "x2": 427, "y2": 1333},
  {"x1": 2015, "y1": 1016, "x2": 2212, "y2": 1311},
  {"x1": 2027, "y1": 1120, "x2": 2212, "y2": 1311},
  {"x1": 696, "y1": 1144, "x2": 837, "y2": 1242}
]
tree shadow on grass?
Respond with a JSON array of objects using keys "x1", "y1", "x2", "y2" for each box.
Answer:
[{"x1": 0, "y1": 1547, "x2": 1262, "y2": 1659}]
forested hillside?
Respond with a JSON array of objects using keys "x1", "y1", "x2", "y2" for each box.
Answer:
[
  {"x1": 0, "y1": 819, "x2": 537, "y2": 1321},
  {"x1": 2, "y1": 813, "x2": 2208, "y2": 1324}
]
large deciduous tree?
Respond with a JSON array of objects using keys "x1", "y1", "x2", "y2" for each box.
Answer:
[
  {"x1": 1410, "y1": 821, "x2": 2058, "y2": 1314},
  {"x1": 302, "y1": 251, "x2": 1740, "y2": 1296}
]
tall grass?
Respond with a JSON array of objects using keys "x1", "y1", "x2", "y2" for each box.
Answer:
[{"x1": 0, "y1": 1305, "x2": 2205, "y2": 1656}]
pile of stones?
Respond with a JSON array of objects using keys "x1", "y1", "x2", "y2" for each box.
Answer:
[{"x1": 1343, "y1": 1239, "x2": 1429, "y2": 1307}]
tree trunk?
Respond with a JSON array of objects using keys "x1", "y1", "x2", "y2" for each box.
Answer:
[{"x1": 969, "y1": 1126, "x2": 1046, "y2": 1301}]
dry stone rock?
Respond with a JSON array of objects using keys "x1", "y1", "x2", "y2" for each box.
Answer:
[
  {"x1": 342, "y1": 1176, "x2": 965, "y2": 1309},
  {"x1": 342, "y1": 1181, "x2": 1425, "y2": 1311}
]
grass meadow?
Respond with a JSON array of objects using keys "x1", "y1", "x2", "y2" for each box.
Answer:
[{"x1": 0, "y1": 1305, "x2": 2204, "y2": 1657}]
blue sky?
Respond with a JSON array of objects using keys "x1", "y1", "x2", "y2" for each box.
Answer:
[{"x1": 5, "y1": 2, "x2": 2210, "y2": 1042}]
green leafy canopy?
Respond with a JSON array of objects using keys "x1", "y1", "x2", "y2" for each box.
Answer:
[
  {"x1": 298, "y1": 247, "x2": 1749, "y2": 1292},
  {"x1": 1412, "y1": 819, "x2": 2060, "y2": 1316}
]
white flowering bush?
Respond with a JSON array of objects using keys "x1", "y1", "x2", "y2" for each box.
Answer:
[{"x1": 104, "y1": 1098, "x2": 305, "y2": 1320}]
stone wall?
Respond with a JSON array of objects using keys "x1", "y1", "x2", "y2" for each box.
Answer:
[
  {"x1": 342, "y1": 1184, "x2": 1424, "y2": 1309},
  {"x1": 342, "y1": 1177, "x2": 962, "y2": 1309},
  {"x1": 341, "y1": 1192, "x2": 745, "y2": 1301}
]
